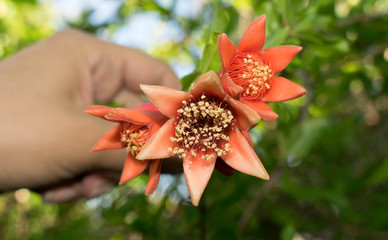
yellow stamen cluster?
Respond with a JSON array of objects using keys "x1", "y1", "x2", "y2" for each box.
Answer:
[
  {"x1": 229, "y1": 53, "x2": 274, "y2": 99},
  {"x1": 168, "y1": 94, "x2": 234, "y2": 161},
  {"x1": 120, "y1": 123, "x2": 149, "y2": 157}
]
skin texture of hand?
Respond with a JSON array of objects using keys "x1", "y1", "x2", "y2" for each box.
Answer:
[{"x1": 0, "y1": 29, "x2": 180, "y2": 202}]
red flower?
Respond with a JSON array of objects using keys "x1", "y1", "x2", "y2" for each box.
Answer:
[
  {"x1": 136, "y1": 71, "x2": 269, "y2": 206},
  {"x1": 85, "y1": 103, "x2": 168, "y2": 195},
  {"x1": 218, "y1": 15, "x2": 306, "y2": 121}
]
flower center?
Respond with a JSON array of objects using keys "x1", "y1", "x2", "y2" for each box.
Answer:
[
  {"x1": 120, "y1": 123, "x2": 149, "y2": 157},
  {"x1": 228, "y1": 52, "x2": 274, "y2": 99},
  {"x1": 169, "y1": 95, "x2": 235, "y2": 160}
]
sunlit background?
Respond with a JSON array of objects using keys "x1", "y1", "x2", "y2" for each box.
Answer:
[{"x1": 1, "y1": 0, "x2": 388, "y2": 239}]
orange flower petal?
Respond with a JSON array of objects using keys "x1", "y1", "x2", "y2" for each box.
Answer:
[
  {"x1": 85, "y1": 105, "x2": 113, "y2": 119},
  {"x1": 183, "y1": 154, "x2": 216, "y2": 206},
  {"x1": 241, "y1": 99, "x2": 279, "y2": 121},
  {"x1": 217, "y1": 33, "x2": 236, "y2": 72},
  {"x1": 104, "y1": 108, "x2": 154, "y2": 125},
  {"x1": 226, "y1": 96, "x2": 261, "y2": 130},
  {"x1": 145, "y1": 159, "x2": 162, "y2": 195},
  {"x1": 119, "y1": 154, "x2": 149, "y2": 185},
  {"x1": 136, "y1": 119, "x2": 177, "y2": 160},
  {"x1": 241, "y1": 130, "x2": 254, "y2": 148},
  {"x1": 91, "y1": 125, "x2": 123, "y2": 152},
  {"x1": 133, "y1": 102, "x2": 159, "y2": 112},
  {"x1": 220, "y1": 74, "x2": 243, "y2": 99},
  {"x1": 140, "y1": 84, "x2": 190, "y2": 118},
  {"x1": 134, "y1": 103, "x2": 169, "y2": 127},
  {"x1": 222, "y1": 129, "x2": 269, "y2": 180},
  {"x1": 237, "y1": 15, "x2": 266, "y2": 52},
  {"x1": 190, "y1": 71, "x2": 226, "y2": 99},
  {"x1": 262, "y1": 76, "x2": 307, "y2": 102},
  {"x1": 261, "y1": 45, "x2": 302, "y2": 74}
]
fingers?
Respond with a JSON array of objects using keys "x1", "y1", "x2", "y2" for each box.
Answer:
[
  {"x1": 90, "y1": 39, "x2": 181, "y2": 106},
  {"x1": 121, "y1": 49, "x2": 181, "y2": 91},
  {"x1": 42, "y1": 172, "x2": 119, "y2": 203},
  {"x1": 49, "y1": 29, "x2": 180, "y2": 106},
  {"x1": 112, "y1": 89, "x2": 146, "y2": 110},
  {"x1": 42, "y1": 181, "x2": 83, "y2": 203},
  {"x1": 81, "y1": 172, "x2": 119, "y2": 197}
]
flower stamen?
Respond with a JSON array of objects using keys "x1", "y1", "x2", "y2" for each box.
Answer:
[
  {"x1": 120, "y1": 123, "x2": 149, "y2": 157},
  {"x1": 171, "y1": 95, "x2": 235, "y2": 159},
  {"x1": 228, "y1": 52, "x2": 274, "y2": 99}
]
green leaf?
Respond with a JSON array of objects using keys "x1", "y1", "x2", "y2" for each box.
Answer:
[
  {"x1": 180, "y1": 71, "x2": 200, "y2": 91},
  {"x1": 264, "y1": 26, "x2": 290, "y2": 49},
  {"x1": 368, "y1": 157, "x2": 388, "y2": 185},
  {"x1": 179, "y1": 32, "x2": 221, "y2": 90},
  {"x1": 280, "y1": 224, "x2": 295, "y2": 240},
  {"x1": 279, "y1": 118, "x2": 330, "y2": 160},
  {"x1": 197, "y1": 31, "x2": 222, "y2": 74}
]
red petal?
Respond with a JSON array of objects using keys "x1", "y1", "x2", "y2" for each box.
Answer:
[
  {"x1": 140, "y1": 84, "x2": 190, "y2": 119},
  {"x1": 226, "y1": 96, "x2": 261, "y2": 130},
  {"x1": 136, "y1": 119, "x2": 177, "y2": 160},
  {"x1": 220, "y1": 74, "x2": 243, "y2": 99},
  {"x1": 215, "y1": 159, "x2": 234, "y2": 176},
  {"x1": 183, "y1": 154, "x2": 216, "y2": 206},
  {"x1": 217, "y1": 33, "x2": 236, "y2": 72},
  {"x1": 262, "y1": 76, "x2": 307, "y2": 102},
  {"x1": 133, "y1": 102, "x2": 158, "y2": 112},
  {"x1": 105, "y1": 108, "x2": 154, "y2": 125},
  {"x1": 190, "y1": 71, "x2": 226, "y2": 99},
  {"x1": 222, "y1": 129, "x2": 269, "y2": 180},
  {"x1": 91, "y1": 125, "x2": 123, "y2": 152},
  {"x1": 145, "y1": 159, "x2": 162, "y2": 195},
  {"x1": 237, "y1": 15, "x2": 266, "y2": 52},
  {"x1": 85, "y1": 105, "x2": 113, "y2": 119},
  {"x1": 261, "y1": 45, "x2": 302, "y2": 74},
  {"x1": 241, "y1": 99, "x2": 279, "y2": 121},
  {"x1": 241, "y1": 130, "x2": 254, "y2": 148},
  {"x1": 119, "y1": 154, "x2": 149, "y2": 184},
  {"x1": 135, "y1": 103, "x2": 168, "y2": 125}
]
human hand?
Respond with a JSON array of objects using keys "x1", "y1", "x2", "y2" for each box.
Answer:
[{"x1": 0, "y1": 29, "x2": 180, "y2": 202}]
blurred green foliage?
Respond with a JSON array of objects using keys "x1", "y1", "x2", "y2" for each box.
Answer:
[{"x1": 1, "y1": 0, "x2": 388, "y2": 239}]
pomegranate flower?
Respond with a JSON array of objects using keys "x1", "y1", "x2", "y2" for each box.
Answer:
[
  {"x1": 136, "y1": 71, "x2": 269, "y2": 206},
  {"x1": 218, "y1": 15, "x2": 306, "y2": 121},
  {"x1": 85, "y1": 103, "x2": 168, "y2": 195}
]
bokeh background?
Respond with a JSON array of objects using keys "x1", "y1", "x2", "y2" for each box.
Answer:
[{"x1": 1, "y1": 0, "x2": 388, "y2": 239}]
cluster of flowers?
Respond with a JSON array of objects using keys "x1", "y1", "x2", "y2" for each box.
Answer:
[{"x1": 85, "y1": 15, "x2": 306, "y2": 206}]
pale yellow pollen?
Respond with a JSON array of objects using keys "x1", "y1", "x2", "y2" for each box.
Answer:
[
  {"x1": 120, "y1": 123, "x2": 148, "y2": 157},
  {"x1": 229, "y1": 53, "x2": 274, "y2": 99},
  {"x1": 171, "y1": 94, "x2": 234, "y2": 160}
]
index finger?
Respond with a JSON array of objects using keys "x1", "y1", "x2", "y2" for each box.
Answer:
[{"x1": 64, "y1": 29, "x2": 181, "y2": 104}]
